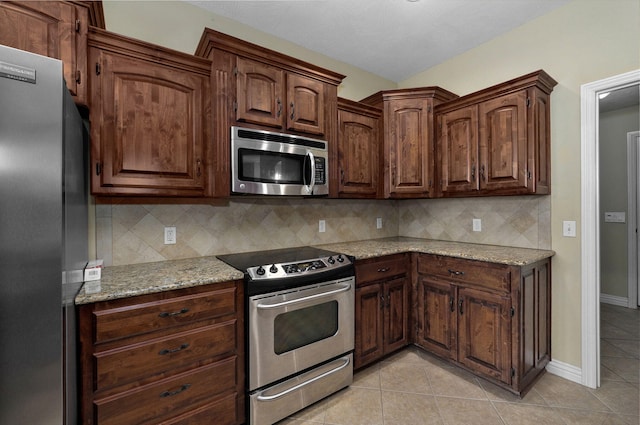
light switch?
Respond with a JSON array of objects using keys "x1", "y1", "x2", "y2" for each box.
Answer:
[{"x1": 562, "y1": 221, "x2": 576, "y2": 237}]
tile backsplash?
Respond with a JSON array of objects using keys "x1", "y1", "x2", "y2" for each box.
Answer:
[{"x1": 96, "y1": 196, "x2": 550, "y2": 266}]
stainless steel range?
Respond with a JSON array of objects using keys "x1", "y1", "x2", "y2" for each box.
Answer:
[{"x1": 217, "y1": 247, "x2": 355, "y2": 425}]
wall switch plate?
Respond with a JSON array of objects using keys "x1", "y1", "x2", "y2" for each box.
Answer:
[
  {"x1": 562, "y1": 221, "x2": 576, "y2": 237},
  {"x1": 376, "y1": 217, "x2": 383, "y2": 229},
  {"x1": 164, "y1": 226, "x2": 177, "y2": 244},
  {"x1": 319, "y1": 220, "x2": 326, "y2": 233},
  {"x1": 472, "y1": 218, "x2": 482, "y2": 232}
]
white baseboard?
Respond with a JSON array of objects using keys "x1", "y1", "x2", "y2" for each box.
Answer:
[
  {"x1": 600, "y1": 293, "x2": 629, "y2": 307},
  {"x1": 545, "y1": 359, "x2": 583, "y2": 386}
]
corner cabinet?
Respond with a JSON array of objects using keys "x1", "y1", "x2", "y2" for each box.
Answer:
[
  {"x1": 335, "y1": 98, "x2": 382, "y2": 198},
  {"x1": 435, "y1": 70, "x2": 556, "y2": 197},
  {"x1": 414, "y1": 253, "x2": 551, "y2": 395},
  {"x1": 195, "y1": 29, "x2": 344, "y2": 197},
  {"x1": 78, "y1": 280, "x2": 245, "y2": 425},
  {"x1": 0, "y1": 0, "x2": 94, "y2": 105},
  {"x1": 354, "y1": 253, "x2": 410, "y2": 369},
  {"x1": 361, "y1": 88, "x2": 458, "y2": 198},
  {"x1": 88, "y1": 27, "x2": 215, "y2": 198}
]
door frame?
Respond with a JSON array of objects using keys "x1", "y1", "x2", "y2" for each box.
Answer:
[
  {"x1": 628, "y1": 131, "x2": 640, "y2": 309},
  {"x1": 581, "y1": 69, "x2": 640, "y2": 389}
]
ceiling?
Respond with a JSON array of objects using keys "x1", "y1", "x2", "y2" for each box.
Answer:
[
  {"x1": 599, "y1": 84, "x2": 640, "y2": 113},
  {"x1": 186, "y1": 0, "x2": 571, "y2": 82}
]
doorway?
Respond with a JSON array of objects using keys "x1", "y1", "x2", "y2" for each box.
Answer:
[
  {"x1": 627, "y1": 131, "x2": 640, "y2": 309},
  {"x1": 581, "y1": 69, "x2": 640, "y2": 389}
]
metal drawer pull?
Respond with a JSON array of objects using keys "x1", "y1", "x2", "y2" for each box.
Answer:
[
  {"x1": 158, "y1": 343, "x2": 190, "y2": 356},
  {"x1": 160, "y1": 383, "x2": 191, "y2": 398},
  {"x1": 459, "y1": 299, "x2": 464, "y2": 315},
  {"x1": 256, "y1": 357, "x2": 350, "y2": 401},
  {"x1": 158, "y1": 308, "x2": 189, "y2": 318},
  {"x1": 447, "y1": 269, "x2": 465, "y2": 276},
  {"x1": 377, "y1": 267, "x2": 391, "y2": 273},
  {"x1": 256, "y1": 284, "x2": 351, "y2": 310}
]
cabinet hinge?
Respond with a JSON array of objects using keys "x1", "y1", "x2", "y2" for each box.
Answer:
[
  {"x1": 95, "y1": 162, "x2": 102, "y2": 176},
  {"x1": 527, "y1": 171, "x2": 532, "y2": 180},
  {"x1": 526, "y1": 97, "x2": 531, "y2": 108},
  {"x1": 75, "y1": 19, "x2": 80, "y2": 32},
  {"x1": 511, "y1": 367, "x2": 516, "y2": 378},
  {"x1": 233, "y1": 100, "x2": 238, "y2": 112},
  {"x1": 75, "y1": 70, "x2": 81, "y2": 84},
  {"x1": 95, "y1": 63, "x2": 101, "y2": 76},
  {"x1": 510, "y1": 307, "x2": 515, "y2": 317},
  {"x1": 233, "y1": 67, "x2": 238, "y2": 76}
]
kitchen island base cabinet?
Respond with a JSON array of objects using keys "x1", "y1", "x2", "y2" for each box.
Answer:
[
  {"x1": 355, "y1": 254, "x2": 410, "y2": 369},
  {"x1": 78, "y1": 280, "x2": 244, "y2": 425},
  {"x1": 414, "y1": 254, "x2": 550, "y2": 395}
]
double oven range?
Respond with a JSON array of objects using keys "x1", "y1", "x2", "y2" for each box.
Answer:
[{"x1": 217, "y1": 246, "x2": 355, "y2": 425}]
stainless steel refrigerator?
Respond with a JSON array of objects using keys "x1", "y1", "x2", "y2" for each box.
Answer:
[{"x1": 0, "y1": 45, "x2": 88, "y2": 424}]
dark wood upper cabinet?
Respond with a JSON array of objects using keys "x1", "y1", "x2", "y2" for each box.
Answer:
[
  {"x1": 361, "y1": 88, "x2": 458, "y2": 199},
  {"x1": 436, "y1": 70, "x2": 556, "y2": 197},
  {"x1": 335, "y1": 98, "x2": 382, "y2": 198},
  {"x1": 88, "y1": 27, "x2": 213, "y2": 198}
]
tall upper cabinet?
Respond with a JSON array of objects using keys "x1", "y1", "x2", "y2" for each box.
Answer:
[
  {"x1": 195, "y1": 29, "x2": 345, "y2": 197},
  {"x1": 361, "y1": 88, "x2": 458, "y2": 199},
  {"x1": 435, "y1": 70, "x2": 557, "y2": 197},
  {"x1": 0, "y1": 1, "x2": 103, "y2": 106}
]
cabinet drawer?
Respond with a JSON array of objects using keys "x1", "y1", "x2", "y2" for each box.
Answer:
[
  {"x1": 159, "y1": 392, "x2": 239, "y2": 425},
  {"x1": 95, "y1": 320, "x2": 237, "y2": 391},
  {"x1": 93, "y1": 287, "x2": 237, "y2": 343},
  {"x1": 95, "y1": 357, "x2": 237, "y2": 425},
  {"x1": 356, "y1": 254, "x2": 408, "y2": 284},
  {"x1": 417, "y1": 254, "x2": 512, "y2": 292}
]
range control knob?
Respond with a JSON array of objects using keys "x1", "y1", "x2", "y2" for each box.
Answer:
[
  {"x1": 256, "y1": 266, "x2": 265, "y2": 276},
  {"x1": 269, "y1": 264, "x2": 278, "y2": 274},
  {"x1": 337, "y1": 254, "x2": 345, "y2": 263},
  {"x1": 327, "y1": 256, "x2": 335, "y2": 264}
]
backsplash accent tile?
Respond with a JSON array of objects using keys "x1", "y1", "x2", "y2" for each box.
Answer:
[{"x1": 96, "y1": 196, "x2": 550, "y2": 266}]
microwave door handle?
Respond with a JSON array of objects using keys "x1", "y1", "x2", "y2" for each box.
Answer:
[{"x1": 304, "y1": 150, "x2": 315, "y2": 194}]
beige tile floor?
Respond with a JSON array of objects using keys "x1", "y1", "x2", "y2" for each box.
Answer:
[{"x1": 278, "y1": 303, "x2": 639, "y2": 425}]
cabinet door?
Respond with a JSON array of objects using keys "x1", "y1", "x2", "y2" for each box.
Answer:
[
  {"x1": 415, "y1": 276, "x2": 456, "y2": 360},
  {"x1": 354, "y1": 284, "x2": 384, "y2": 369},
  {"x1": 337, "y1": 108, "x2": 380, "y2": 197},
  {"x1": 457, "y1": 287, "x2": 511, "y2": 384},
  {"x1": 90, "y1": 46, "x2": 208, "y2": 196},
  {"x1": 287, "y1": 73, "x2": 325, "y2": 135},
  {"x1": 0, "y1": 1, "x2": 87, "y2": 104},
  {"x1": 235, "y1": 57, "x2": 285, "y2": 128},
  {"x1": 386, "y1": 98, "x2": 433, "y2": 197},
  {"x1": 383, "y1": 277, "x2": 409, "y2": 354},
  {"x1": 528, "y1": 89, "x2": 551, "y2": 194},
  {"x1": 478, "y1": 91, "x2": 527, "y2": 192},
  {"x1": 437, "y1": 105, "x2": 479, "y2": 195}
]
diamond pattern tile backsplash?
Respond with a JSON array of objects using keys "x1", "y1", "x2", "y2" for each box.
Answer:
[{"x1": 96, "y1": 196, "x2": 550, "y2": 266}]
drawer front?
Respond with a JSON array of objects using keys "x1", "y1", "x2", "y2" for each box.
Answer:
[
  {"x1": 95, "y1": 357, "x2": 237, "y2": 425},
  {"x1": 417, "y1": 254, "x2": 512, "y2": 292},
  {"x1": 93, "y1": 287, "x2": 238, "y2": 343},
  {"x1": 356, "y1": 254, "x2": 408, "y2": 285},
  {"x1": 95, "y1": 320, "x2": 237, "y2": 391}
]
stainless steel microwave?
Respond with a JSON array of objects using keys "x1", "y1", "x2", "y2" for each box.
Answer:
[{"x1": 231, "y1": 126, "x2": 329, "y2": 196}]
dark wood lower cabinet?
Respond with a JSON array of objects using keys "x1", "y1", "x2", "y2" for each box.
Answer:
[
  {"x1": 78, "y1": 281, "x2": 245, "y2": 425},
  {"x1": 414, "y1": 253, "x2": 551, "y2": 395}
]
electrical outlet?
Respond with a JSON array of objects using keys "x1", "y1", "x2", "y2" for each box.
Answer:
[
  {"x1": 164, "y1": 226, "x2": 177, "y2": 244},
  {"x1": 563, "y1": 221, "x2": 576, "y2": 237},
  {"x1": 376, "y1": 217, "x2": 383, "y2": 229},
  {"x1": 319, "y1": 220, "x2": 326, "y2": 233},
  {"x1": 472, "y1": 218, "x2": 482, "y2": 232}
]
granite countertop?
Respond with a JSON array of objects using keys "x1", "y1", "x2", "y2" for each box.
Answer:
[{"x1": 76, "y1": 238, "x2": 554, "y2": 305}]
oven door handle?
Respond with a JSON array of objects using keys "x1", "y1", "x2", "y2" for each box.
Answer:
[
  {"x1": 255, "y1": 356, "x2": 351, "y2": 401},
  {"x1": 256, "y1": 283, "x2": 351, "y2": 310}
]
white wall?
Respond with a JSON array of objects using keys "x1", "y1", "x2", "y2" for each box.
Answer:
[{"x1": 401, "y1": 0, "x2": 640, "y2": 367}]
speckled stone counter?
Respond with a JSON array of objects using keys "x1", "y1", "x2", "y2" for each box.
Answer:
[
  {"x1": 76, "y1": 238, "x2": 554, "y2": 305},
  {"x1": 316, "y1": 237, "x2": 555, "y2": 266},
  {"x1": 75, "y1": 256, "x2": 244, "y2": 305}
]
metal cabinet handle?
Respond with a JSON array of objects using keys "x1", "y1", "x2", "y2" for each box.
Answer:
[
  {"x1": 277, "y1": 99, "x2": 282, "y2": 117},
  {"x1": 256, "y1": 357, "x2": 351, "y2": 401},
  {"x1": 290, "y1": 102, "x2": 295, "y2": 120},
  {"x1": 196, "y1": 159, "x2": 202, "y2": 177},
  {"x1": 459, "y1": 299, "x2": 464, "y2": 315},
  {"x1": 380, "y1": 294, "x2": 385, "y2": 310},
  {"x1": 377, "y1": 267, "x2": 390, "y2": 273},
  {"x1": 480, "y1": 164, "x2": 485, "y2": 181},
  {"x1": 158, "y1": 343, "x2": 189, "y2": 356},
  {"x1": 160, "y1": 384, "x2": 191, "y2": 398},
  {"x1": 158, "y1": 308, "x2": 189, "y2": 318},
  {"x1": 447, "y1": 269, "x2": 465, "y2": 276},
  {"x1": 449, "y1": 296, "x2": 455, "y2": 312},
  {"x1": 471, "y1": 165, "x2": 476, "y2": 182}
]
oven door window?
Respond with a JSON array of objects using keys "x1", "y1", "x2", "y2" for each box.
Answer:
[
  {"x1": 238, "y1": 148, "x2": 304, "y2": 184},
  {"x1": 273, "y1": 301, "x2": 338, "y2": 355}
]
